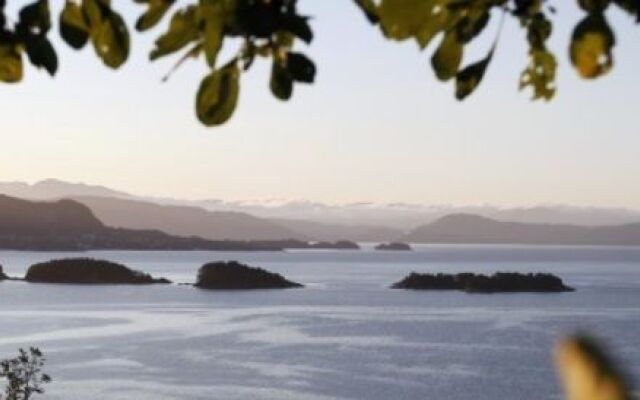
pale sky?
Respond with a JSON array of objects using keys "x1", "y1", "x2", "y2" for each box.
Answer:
[{"x1": 1, "y1": 1, "x2": 639, "y2": 207}]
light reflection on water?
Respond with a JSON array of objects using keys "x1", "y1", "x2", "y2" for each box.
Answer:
[{"x1": 1, "y1": 245, "x2": 640, "y2": 399}]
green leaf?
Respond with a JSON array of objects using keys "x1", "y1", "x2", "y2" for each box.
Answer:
[
  {"x1": 92, "y1": 10, "x2": 130, "y2": 69},
  {"x1": 379, "y1": 0, "x2": 460, "y2": 49},
  {"x1": 378, "y1": 0, "x2": 436, "y2": 41},
  {"x1": 570, "y1": 13, "x2": 615, "y2": 79},
  {"x1": 198, "y1": 2, "x2": 224, "y2": 67},
  {"x1": 270, "y1": 60, "x2": 293, "y2": 100},
  {"x1": 285, "y1": 52, "x2": 316, "y2": 83},
  {"x1": 24, "y1": 35, "x2": 57, "y2": 75},
  {"x1": 196, "y1": 61, "x2": 240, "y2": 126},
  {"x1": 414, "y1": 4, "x2": 450, "y2": 49},
  {"x1": 455, "y1": 49, "x2": 493, "y2": 100},
  {"x1": 82, "y1": 0, "x2": 106, "y2": 30},
  {"x1": 136, "y1": 0, "x2": 175, "y2": 31},
  {"x1": 150, "y1": 6, "x2": 199, "y2": 61},
  {"x1": 0, "y1": 45, "x2": 23, "y2": 83},
  {"x1": 520, "y1": 47, "x2": 557, "y2": 100},
  {"x1": 431, "y1": 31, "x2": 462, "y2": 81},
  {"x1": 60, "y1": 0, "x2": 90, "y2": 49}
]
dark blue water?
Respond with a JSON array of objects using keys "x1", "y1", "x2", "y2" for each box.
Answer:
[{"x1": 1, "y1": 245, "x2": 639, "y2": 399}]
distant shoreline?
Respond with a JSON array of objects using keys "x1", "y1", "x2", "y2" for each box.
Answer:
[{"x1": 3, "y1": 242, "x2": 640, "y2": 253}]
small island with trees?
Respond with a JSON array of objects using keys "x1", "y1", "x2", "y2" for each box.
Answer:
[
  {"x1": 392, "y1": 272, "x2": 574, "y2": 293},
  {"x1": 194, "y1": 261, "x2": 303, "y2": 290},
  {"x1": 375, "y1": 242, "x2": 412, "y2": 251},
  {"x1": 24, "y1": 258, "x2": 171, "y2": 285},
  {"x1": 0, "y1": 265, "x2": 7, "y2": 281}
]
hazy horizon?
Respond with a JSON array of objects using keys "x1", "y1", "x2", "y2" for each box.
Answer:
[
  {"x1": 2, "y1": 2, "x2": 640, "y2": 208},
  {"x1": 4, "y1": 177, "x2": 640, "y2": 212}
]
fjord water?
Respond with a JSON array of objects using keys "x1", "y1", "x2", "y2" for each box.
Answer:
[{"x1": 1, "y1": 245, "x2": 640, "y2": 400}]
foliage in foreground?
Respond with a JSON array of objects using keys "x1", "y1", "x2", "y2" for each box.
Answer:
[
  {"x1": 0, "y1": 336, "x2": 636, "y2": 399},
  {"x1": 0, "y1": 348, "x2": 50, "y2": 400},
  {"x1": 555, "y1": 335, "x2": 633, "y2": 400},
  {"x1": 0, "y1": 0, "x2": 638, "y2": 126}
]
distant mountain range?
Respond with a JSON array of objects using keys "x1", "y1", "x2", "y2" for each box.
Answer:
[
  {"x1": 0, "y1": 180, "x2": 405, "y2": 241},
  {"x1": 72, "y1": 196, "x2": 301, "y2": 241},
  {"x1": 2, "y1": 179, "x2": 640, "y2": 243},
  {"x1": 183, "y1": 199, "x2": 640, "y2": 229},
  {"x1": 404, "y1": 214, "x2": 640, "y2": 246},
  {"x1": 0, "y1": 179, "x2": 131, "y2": 201},
  {"x1": 4, "y1": 193, "x2": 640, "y2": 249},
  {"x1": 0, "y1": 195, "x2": 287, "y2": 251}
]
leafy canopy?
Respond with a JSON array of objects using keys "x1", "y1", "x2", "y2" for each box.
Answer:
[{"x1": 0, "y1": 0, "x2": 637, "y2": 126}]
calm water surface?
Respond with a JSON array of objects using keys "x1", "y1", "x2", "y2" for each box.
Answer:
[{"x1": 1, "y1": 244, "x2": 640, "y2": 400}]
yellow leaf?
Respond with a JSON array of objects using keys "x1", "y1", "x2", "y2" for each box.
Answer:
[
  {"x1": 571, "y1": 33, "x2": 612, "y2": 78},
  {"x1": 555, "y1": 336, "x2": 630, "y2": 400},
  {"x1": 569, "y1": 14, "x2": 615, "y2": 79}
]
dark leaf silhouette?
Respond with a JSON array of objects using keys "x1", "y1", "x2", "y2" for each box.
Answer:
[
  {"x1": 431, "y1": 32, "x2": 463, "y2": 81},
  {"x1": 286, "y1": 52, "x2": 316, "y2": 83},
  {"x1": 60, "y1": 1, "x2": 90, "y2": 49},
  {"x1": 270, "y1": 60, "x2": 293, "y2": 100},
  {"x1": 455, "y1": 49, "x2": 493, "y2": 100},
  {"x1": 353, "y1": 0, "x2": 379, "y2": 23},
  {"x1": 281, "y1": 15, "x2": 313, "y2": 44},
  {"x1": 24, "y1": 36, "x2": 57, "y2": 75}
]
